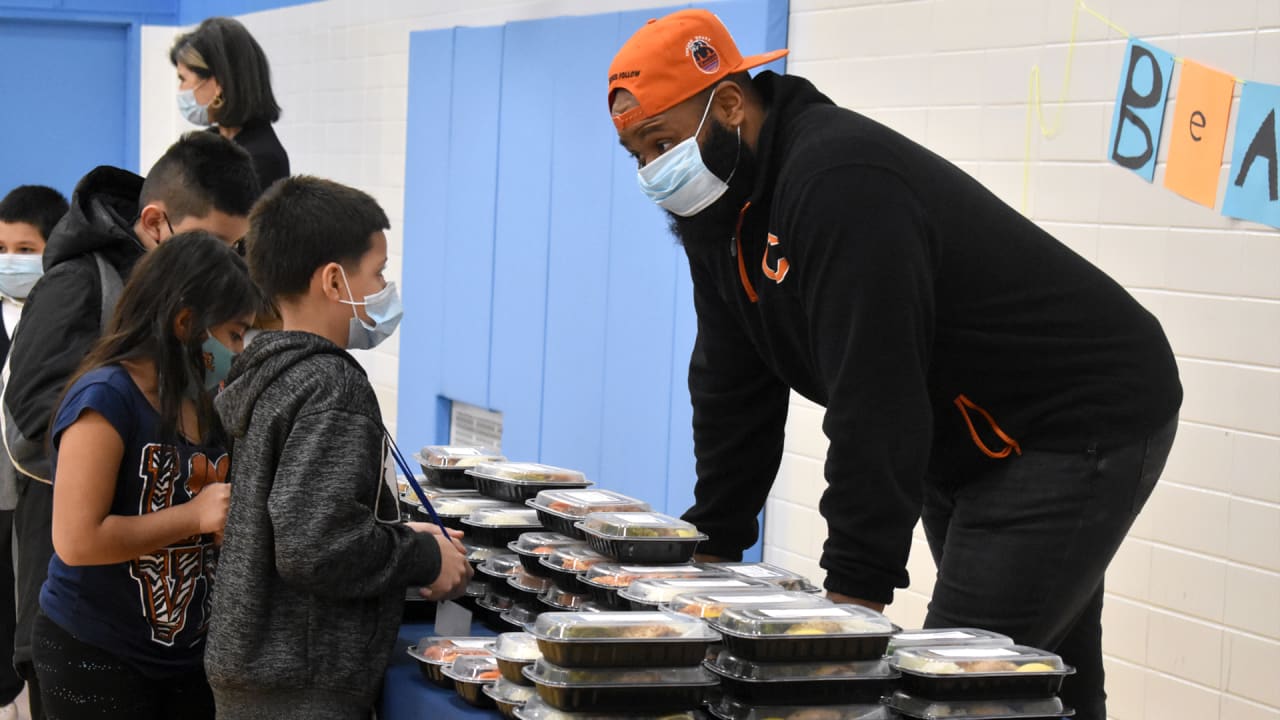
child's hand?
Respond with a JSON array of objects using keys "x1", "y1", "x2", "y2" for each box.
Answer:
[
  {"x1": 188, "y1": 482, "x2": 232, "y2": 534},
  {"x1": 406, "y1": 522, "x2": 466, "y2": 554},
  {"x1": 418, "y1": 533, "x2": 473, "y2": 602}
]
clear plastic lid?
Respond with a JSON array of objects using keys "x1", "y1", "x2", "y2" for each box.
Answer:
[
  {"x1": 515, "y1": 697, "x2": 703, "y2": 720},
  {"x1": 708, "y1": 562, "x2": 821, "y2": 593},
  {"x1": 419, "y1": 445, "x2": 506, "y2": 469},
  {"x1": 509, "y1": 531, "x2": 578, "y2": 557},
  {"x1": 711, "y1": 695, "x2": 895, "y2": 720},
  {"x1": 710, "y1": 604, "x2": 897, "y2": 638},
  {"x1": 578, "y1": 512, "x2": 704, "y2": 539},
  {"x1": 435, "y1": 495, "x2": 523, "y2": 517},
  {"x1": 465, "y1": 579, "x2": 488, "y2": 598},
  {"x1": 502, "y1": 603, "x2": 541, "y2": 630},
  {"x1": 886, "y1": 691, "x2": 1070, "y2": 719},
  {"x1": 508, "y1": 567, "x2": 554, "y2": 594},
  {"x1": 467, "y1": 461, "x2": 590, "y2": 486},
  {"x1": 541, "y1": 545, "x2": 609, "y2": 572},
  {"x1": 618, "y1": 577, "x2": 780, "y2": 605},
  {"x1": 464, "y1": 507, "x2": 543, "y2": 528},
  {"x1": 523, "y1": 658, "x2": 718, "y2": 688},
  {"x1": 484, "y1": 676, "x2": 537, "y2": 705},
  {"x1": 530, "y1": 610, "x2": 720, "y2": 642},
  {"x1": 706, "y1": 648, "x2": 896, "y2": 681},
  {"x1": 890, "y1": 645, "x2": 1068, "y2": 676},
  {"x1": 478, "y1": 554, "x2": 524, "y2": 578},
  {"x1": 479, "y1": 589, "x2": 517, "y2": 612},
  {"x1": 441, "y1": 653, "x2": 503, "y2": 683},
  {"x1": 407, "y1": 636, "x2": 495, "y2": 665},
  {"x1": 539, "y1": 586, "x2": 591, "y2": 610},
  {"x1": 466, "y1": 542, "x2": 499, "y2": 564},
  {"x1": 666, "y1": 589, "x2": 833, "y2": 618},
  {"x1": 401, "y1": 483, "x2": 476, "y2": 506},
  {"x1": 888, "y1": 628, "x2": 1015, "y2": 652},
  {"x1": 494, "y1": 632, "x2": 543, "y2": 662},
  {"x1": 581, "y1": 563, "x2": 720, "y2": 588},
  {"x1": 528, "y1": 489, "x2": 650, "y2": 518}
]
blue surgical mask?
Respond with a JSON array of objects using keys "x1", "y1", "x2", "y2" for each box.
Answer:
[
  {"x1": 0, "y1": 254, "x2": 44, "y2": 300},
  {"x1": 201, "y1": 335, "x2": 236, "y2": 392},
  {"x1": 177, "y1": 83, "x2": 211, "y2": 126},
  {"x1": 338, "y1": 266, "x2": 403, "y2": 350},
  {"x1": 636, "y1": 88, "x2": 740, "y2": 217}
]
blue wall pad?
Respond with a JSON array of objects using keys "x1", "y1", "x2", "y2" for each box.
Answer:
[{"x1": 400, "y1": 0, "x2": 789, "y2": 559}]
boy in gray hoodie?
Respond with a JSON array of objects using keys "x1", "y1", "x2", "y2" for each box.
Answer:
[{"x1": 207, "y1": 176, "x2": 472, "y2": 720}]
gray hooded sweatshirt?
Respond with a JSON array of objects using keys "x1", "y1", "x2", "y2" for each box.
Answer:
[{"x1": 206, "y1": 330, "x2": 441, "y2": 720}]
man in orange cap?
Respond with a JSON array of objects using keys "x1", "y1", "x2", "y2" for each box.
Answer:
[{"x1": 608, "y1": 9, "x2": 1182, "y2": 719}]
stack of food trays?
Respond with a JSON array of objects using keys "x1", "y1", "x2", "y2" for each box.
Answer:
[
  {"x1": 693, "y1": 599, "x2": 901, "y2": 717},
  {"x1": 466, "y1": 461, "x2": 593, "y2": 502},
  {"x1": 620, "y1": 577, "x2": 794, "y2": 612},
  {"x1": 414, "y1": 445, "x2": 507, "y2": 489},
  {"x1": 575, "y1": 512, "x2": 707, "y2": 564},
  {"x1": 523, "y1": 610, "x2": 722, "y2": 714},
  {"x1": 527, "y1": 488, "x2": 651, "y2": 539},
  {"x1": 405, "y1": 636, "x2": 495, "y2": 689},
  {"x1": 885, "y1": 638, "x2": 1076, "y2": 720},
  {"x1": 515, "y1": 696, "x2": 710, "y2": 720},
  {"x1": 577, "y1": 562, "x2": 721, "y2": 609}
]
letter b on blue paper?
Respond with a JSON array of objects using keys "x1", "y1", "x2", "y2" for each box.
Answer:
[
  {"x1": 1223, "y1": 81, "x2": 1280, "y2": 229},
  {"x1": 1109, "y1": 39, "x2": 1175, "y2": 182}
]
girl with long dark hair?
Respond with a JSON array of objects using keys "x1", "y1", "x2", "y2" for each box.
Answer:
[{"x1": 30, "y1": 231, "x2": 263, "y2": 719}]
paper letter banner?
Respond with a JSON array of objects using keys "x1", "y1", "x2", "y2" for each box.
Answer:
[
  {"x1": 1164, "y1": 59, "x2": 1235, "y2": 208},
  {"x1": 1109, "y1": 39, "x2": 1175, "y2": 182},
  {"x1": 1223, "y1": 81, "x2": 1280, "y2": 228}
]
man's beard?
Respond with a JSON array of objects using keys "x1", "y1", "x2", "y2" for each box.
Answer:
[{"x1": 666, "y1": 120, "x2": 757, "y2": 250}]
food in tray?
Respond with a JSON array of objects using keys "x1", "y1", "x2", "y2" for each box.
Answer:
[
  {"x1": 470, "y1": 461, "x2": 588, "y2": 484},
  {"x1": 668, "y1": 590, "x2": 832, "y2": 619},
  {"x1": 510, "y1": 568, "x2": 553, "y2": 593},
  {"x1": 560, "y1": 623, "x2": 684, "y2": 640},
  {"x1": 543, "y1": 546, "x2": 609, "y2": 571},
  {"x1": 470, "y1": 508, "x2": 543, "y2": 526},
  {"x1": 421, "y1": 445, "x2": 504, "y2": 468},
  {"x1": 579, "y1": 512, "x2": 702, "y2": 538},
  {"x1": 892, "y1": 645, "x2": 1066, "y2": 675},
  {"x1": 713, "y1": 605, "x2": 895, "y2": 638},
  {"x1": 532, "y1": 489, "x2": 650, "y2": 516},
  {"x1": 496, "y1": 632, "x2": 543, "y2": 661},
  {"x1": 532, "y1": 611, "x2": 710, "y2": 641},
  {"x1": 418, "y1": 638, "x2": 495, "y2": 663},
  {"x1": 582, "y1": 563, "x2": 714, "y2": 587}
]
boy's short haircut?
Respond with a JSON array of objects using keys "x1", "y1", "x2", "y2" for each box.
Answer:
[
  {"x1": 246, "y1": 176, "x2": 390, "y2": 300},
  {"x1": 138, "y1": 131, "x2": 260, "y2": 224},
  {"x1": 0, "y1": 185, "x2": 69, "y2": 240}
]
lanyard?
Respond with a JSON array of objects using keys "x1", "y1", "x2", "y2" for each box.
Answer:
[{"x1": 382, "y1": 429, "x2": 450, "y2": 536}]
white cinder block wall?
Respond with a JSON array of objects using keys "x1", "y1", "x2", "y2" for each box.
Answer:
[{"x1": 139, "y1": 1, "x2": 1278, "y2": 718}]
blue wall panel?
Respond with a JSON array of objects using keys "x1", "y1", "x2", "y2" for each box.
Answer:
[
  {"x1": 488, "y1": 18, "x2": 556, "y2": 463},
  {"x1": 0, "y1": 19, "x2": 130, "y2": 197},
  {"x1": 397, "y1": 28, "x2": 455, "y2": 451},
  {"x1": 440, "y1": 26, "x2": 503, "y2": 410}
]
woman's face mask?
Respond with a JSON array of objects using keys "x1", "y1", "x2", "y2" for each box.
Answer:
[
  {"x1": 177, "y1": 79, "x2": 211, "y2": 126},
  {"x1": 337, "y1": 265, "x2": 403, "y2": 350},
  {"x1": 636, "y1": 88, "x2": 740, "y2": 217}
]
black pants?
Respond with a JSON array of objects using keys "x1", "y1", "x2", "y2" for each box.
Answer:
[
  {"x1": 14, "y1": 476, "x2": 54, "y2": 720},
  {"x1": 921, "y1": 415, "x2": 1176, "y2": 720},
  {"x1": 0, "y1": 509, "x2": 22, "y2": 705},
  {"x1": 31, "y1": 612, "x2": 214, "y2": 720}
]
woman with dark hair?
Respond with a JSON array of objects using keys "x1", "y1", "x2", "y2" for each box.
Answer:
[
  {"x1": 29, "y1": 232, "x2": 263, "y2": 719},
  {"x1": 171, "y1": 17, "x2": 290, "y2": 191}
]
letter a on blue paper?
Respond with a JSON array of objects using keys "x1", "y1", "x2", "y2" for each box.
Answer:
[
  {"x1": 1108, "y1": 39, "x2": 1175, "y2": 182},
  {"x1": 1223, "y1": 81, "x2": 1280, "y2": 229}
]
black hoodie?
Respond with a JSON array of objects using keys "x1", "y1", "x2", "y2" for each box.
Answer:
[
  {"x1": 207, "y1": 330, "x2": 442, "y2": 718},
  {"x1": 680, "y1": 72, "x2": 1182, "y2": 604},
  {"x1": 4, "y1": 166, "x2": 146, "y2": 482}
]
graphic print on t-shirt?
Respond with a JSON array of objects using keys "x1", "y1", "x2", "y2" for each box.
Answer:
[{"x1": 127, "y1": 443, "x2": 226, "y2": 646}]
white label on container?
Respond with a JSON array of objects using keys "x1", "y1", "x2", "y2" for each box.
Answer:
[
  {"x1": 620, "y1": 565, "x2": 701, "y2": 573},
  {"x1": 706, "y1": 593, "x2": 794, "y2": 604},
  {"x1": 449, "y1": 639, "x2": 494, "y2": 649},
  {"x1": 901, "y1": 631, "x2": 979, "y2": 641},
  {"x1": 929, "y1": 648, "x2": 1021, "y2": 659},
  {"x1": 567, "y1": 491, "x2": 618, "y2": 503},
  {"x1": 760, "y1": 607, "x2": 851, "y2": 619},
  {"x1": 444, "y1": 447, "x2": 485, "y2": 455},
  {"x1": 664, "y1": 579, "x2": 750, "y2": 588},
  {"x1": 500, "y1": 463, "x2": 551, "y2": 473},
  {"x1": 724, "y1": 565, "x2": 783, "y2": 578},
  {"x1": 610, "y1": 512, "x2": 668, "y2": 524}
]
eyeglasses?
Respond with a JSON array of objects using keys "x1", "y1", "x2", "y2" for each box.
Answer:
[{"x1": 233, "y1": 237, "x2": 246, "y2": 257}]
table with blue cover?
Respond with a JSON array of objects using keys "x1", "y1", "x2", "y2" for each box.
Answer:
[{"x1": 380, "y1": 621, "x2": 501, "y2": 720}]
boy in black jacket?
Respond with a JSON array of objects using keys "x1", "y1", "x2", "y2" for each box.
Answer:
[
  {"x1": 1, "y1": 132, "x2": 257, "y2": 720},
  {"x1": 208, "y1": 176, "x2": 471, "y2": 720},
  {"x1": 608, "y1": 11, "x2": 1180, "y2": 720}
]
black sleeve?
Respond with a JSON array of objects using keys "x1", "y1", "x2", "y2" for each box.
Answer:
[
  {"x1": 4, "y1": 261, "x2": 102, "y2": 459},
  {"x1": 680, "y1": 258, "x2": 791, "y2": 559},
  {"x1": 782, "y1": 165, "x2": 936, "y2": 604},
  {"x1": 252, "y1": 148, "x2": 289, "y2": 192}
]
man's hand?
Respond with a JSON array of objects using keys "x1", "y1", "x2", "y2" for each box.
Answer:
[{"x1": 826, "y1": 591, "x2": 885, "y2": 613}]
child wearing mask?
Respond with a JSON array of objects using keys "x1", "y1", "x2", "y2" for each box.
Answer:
[
  {"x1": 31, "y1": 231, "x2": 262, "y2": 719},
  {"x1": 205, "y1": 177, "x2": 471, "y2": 720},
  {"x1": 0, "y1": 184, "x2": 68, "y2": 720}
]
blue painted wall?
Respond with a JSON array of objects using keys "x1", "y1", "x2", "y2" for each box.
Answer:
[{"x1": 399, "y1": 0, "x2": 789, "y2": 560}]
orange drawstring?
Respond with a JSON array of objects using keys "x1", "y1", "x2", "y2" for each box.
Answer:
[
  {"x1": 735, "y1": 202, "x2": 758, "y2": 303},
  {"x1": 954, "y1": 394, "x2": 1022, "y2": 459}
]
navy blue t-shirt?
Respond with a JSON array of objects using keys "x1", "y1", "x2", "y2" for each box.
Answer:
[{"x1": 41, "y1": 365, "x2": 226, "y2": 678}]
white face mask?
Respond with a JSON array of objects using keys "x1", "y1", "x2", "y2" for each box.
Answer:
[
  {"x1": 337, "y1": 265, "x2": 403, "y2": 350},
  {"x1": 636, "y1": 89, "x2": 740, "y2": 217},
  {"x1": 0, "y1": 254, "x2": 44, "y2": 300},
  {"x1": 177, "y1": 81, "x2": 211, "y2": 126}
]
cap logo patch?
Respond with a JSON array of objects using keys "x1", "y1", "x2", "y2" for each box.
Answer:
[{"x1": 687, "y1": 36, "x2": 720, "y2": 74}]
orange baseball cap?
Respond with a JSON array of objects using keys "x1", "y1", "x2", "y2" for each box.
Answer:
[{"x1": 608, "y1": 8, "x2": 788, "y2": 131}]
